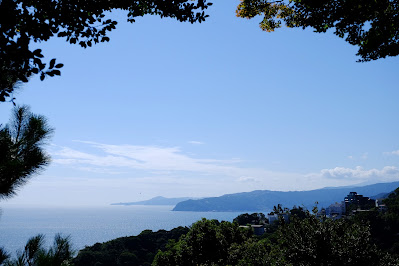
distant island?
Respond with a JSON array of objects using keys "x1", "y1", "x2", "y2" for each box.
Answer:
[
  {"x1": 111, "y1": 196, "x2": 196, "y2": 206},
  {"x1": 173, "y1": 181, "x2": 399, "y2": 212}
]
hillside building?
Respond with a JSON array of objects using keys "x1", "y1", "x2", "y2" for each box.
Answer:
[
  {"x1": 344, "y1": 192, "x2": 376, "y2": 214},
  {"x1": 326, "y1": 202, "x2": 346, "y2": 219}
]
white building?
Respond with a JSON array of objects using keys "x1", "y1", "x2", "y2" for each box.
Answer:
[
  {"x1": 267, "y1": 213, "x2": 289, "y2": 224},
  {"x1": 326, "y1": 202, "x2": 346, "y2": 219}
]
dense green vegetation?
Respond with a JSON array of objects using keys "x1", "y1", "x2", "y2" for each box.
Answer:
[
  {"x1": 233, "y1": 212, "x2": 266, "y2": 225},
  {"x1": 153, "y1": 219, "x2": 253, "y2": 265},
  {"x1": 73, "y1": 226, "x2": 189, "y2": 266},
  {"x1": 155, "y1": 189, "x2": 399, "y2": 265}
]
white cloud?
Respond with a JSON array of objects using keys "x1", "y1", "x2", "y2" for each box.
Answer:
[
  {"x1": 318, "y1": 166, "x2": 399, "y2": 181},
  {"x1": 238, "y1": 176, "x2": 259, "y2": 183},
  {"x1": 76, "y1": 167, "x2": 127, "y2": 175},
  {"x1": 52, "y1": 142, "x2": 248, "y2": 177},
  {"x1": 385, "y1": 149, "x2": 399, "y2": 155},
  {"x1": 345, "y1": 153, "x2": 369, "y2": 160},
  {"x1": 188, "y1": 141, "x2": 204, "y2": 145}
]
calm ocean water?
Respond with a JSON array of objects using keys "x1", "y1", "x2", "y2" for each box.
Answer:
[{"x1": 0, "y1": 205, "x2": 249, "y2": 255}]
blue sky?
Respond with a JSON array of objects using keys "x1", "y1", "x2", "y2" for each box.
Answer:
[{"x1": 1, "y1": 1, "x2": 399, "y2": 206}]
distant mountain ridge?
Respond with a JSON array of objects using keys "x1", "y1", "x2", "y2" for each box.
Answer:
[
  {"x1": 111, "y1": 196, "x2": 195, "y2": 206},
  {"x1": 172, "y1": 181, "x2": 399, "y2": 212}
]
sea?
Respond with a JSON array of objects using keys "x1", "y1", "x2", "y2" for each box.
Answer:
[{"x1": 0, "y1": 205, "x2": 250, "y2": 256}]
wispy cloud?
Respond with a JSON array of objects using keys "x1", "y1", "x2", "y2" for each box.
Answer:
[
  {"x1": 385, "y1": 149, "x2": 399, "y2": 155},
  {"x1": 52, "y1": 141, "x2": 244, "y2": 176},
  {"x1": 316, "y1": 166, "x2": 399, "y2": 181},
  {"x1": 347, "y1": 153, "x2": 368, "y2": 160},
  {"x1": 238, "y1": 176, "x2": 259, "y2": 183},
  {"x1": 50, "y1": 141, "x2": 310, "y2": 191},
  {"x1": 76, "y1": 167, "x2": 127, "y2": 175},
  {"x1": 188, "y1": 141, "x2": 204, "y2": 145}
]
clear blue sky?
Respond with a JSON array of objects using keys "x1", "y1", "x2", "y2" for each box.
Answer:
[{"x1": 1, "y1": 1, "x2": 399, "y2": 206}]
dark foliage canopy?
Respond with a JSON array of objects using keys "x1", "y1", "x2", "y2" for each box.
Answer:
[
  {"x1": 236, "y1": 0, "x2": 399, "y2": 62},
  {"x1": 352, "y1": 187, "x2": 399, "y2": 254},
  {"x1": 0, "y1": 0, "x2": 212, "y2": 102},
  {"x1": 233, "y1": 212, "x2": 266, "y2": 225},
  {"x1": 73, "y1": 226, "x2": 189, "y2": 266},
  {"x1": 154, "y1": 201, "x2": 399, "y2": 265},
  {"x1": 153, "y1": 218, "x2": 253, "y2": 265},
  {"x1": 0, "y1": 106, "x2": 53, "y2": 199}
]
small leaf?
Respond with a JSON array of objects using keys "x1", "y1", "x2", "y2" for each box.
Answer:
[
  {"x1": 40, "y1": 73, "x2": 45, "y2": 81},
  {"x1": 52, "y1": 70, "x2": 61, "y2": 76},
  {"x1": 49, "y1": 58, "x2": 56, "y2": 69},
  {"x1": 33, "y1": 49, "x2": 42, "y2": 56},
  {"x1": 34, "y1": 49, "x2": 44, "y2": 58},
  {"x1": 55, "y1": 63, "x2": 64, "y2": 68}
]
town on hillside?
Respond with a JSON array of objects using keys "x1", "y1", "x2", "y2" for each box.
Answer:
[{"x1": 238, "y1": 191, "x2": 388, "y2": 236}]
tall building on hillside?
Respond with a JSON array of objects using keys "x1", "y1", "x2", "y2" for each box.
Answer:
[{"x1": 344, "y1": 192, "x2": 375, "y2": 214}]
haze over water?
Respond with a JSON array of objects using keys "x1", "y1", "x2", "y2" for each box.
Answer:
[{"x1": 0, "y1": 205, "x2": 250, "y2": 255}]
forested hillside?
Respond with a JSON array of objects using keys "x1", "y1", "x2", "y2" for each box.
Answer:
[
  {"x1": 173, "y1": 182, "x2": 399, "y2": 212},
  {"x1": 73, "y1": 227, "x2": 189, "y2": 266}
]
